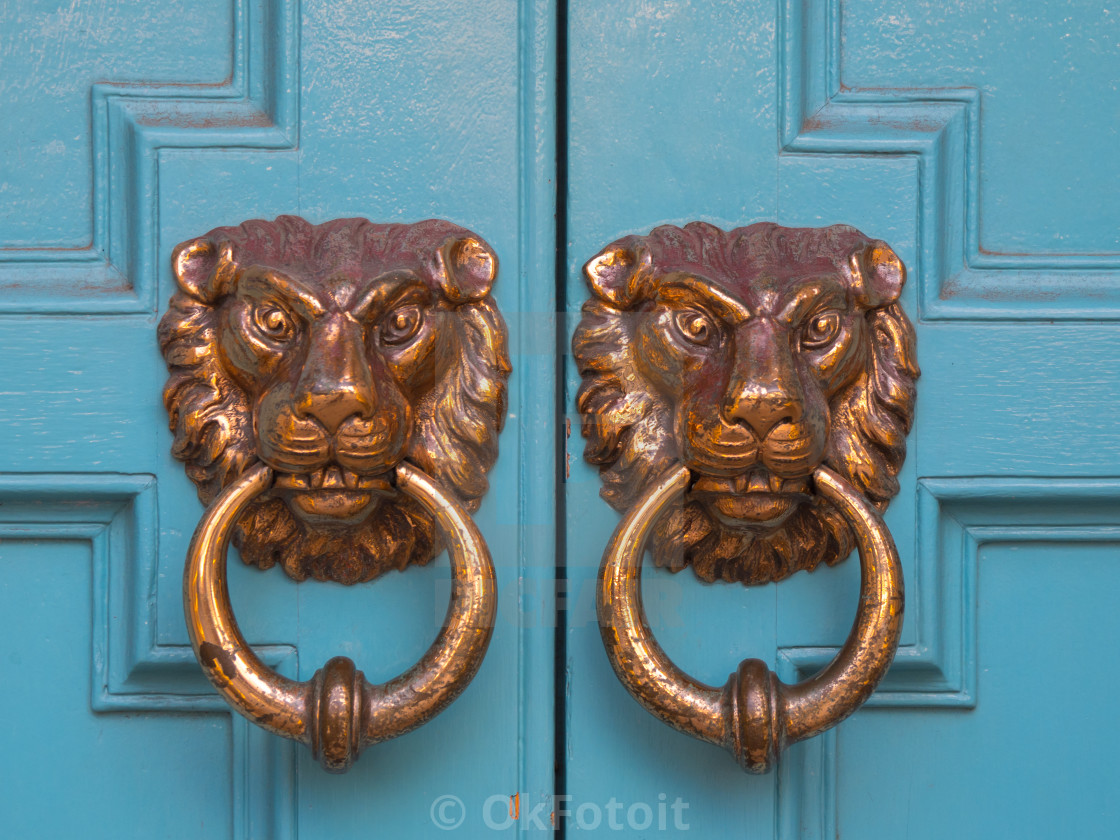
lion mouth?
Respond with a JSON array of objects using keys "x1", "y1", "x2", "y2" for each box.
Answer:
[
  {"x1": 273, "y1": 465, "x2": 395, "y2": 526},
  {"x1": 689, "y1": 469, "x2": 811, "y2": 529}
]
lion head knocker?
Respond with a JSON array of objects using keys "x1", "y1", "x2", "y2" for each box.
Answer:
[
  {"x1": 160, "y1": 216, "x2": 509, "y2": 771},
  {"x1": 160, "y1": 215, "x2": 510, "y2": 585},
  {"x1": 574, "y1": 222, "x2": 918, "y2": 585},
  {"x1": 577, "y1": 222, "x2": 919, "y2": 772}
]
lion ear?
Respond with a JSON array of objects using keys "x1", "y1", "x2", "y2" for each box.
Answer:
[
  {"x1": 172, "y1": 237, "x2": 238, "y2": 304},
  {"x1": 435, "y1": 236, "x2": 497, "y2": 303},
  {"x1": 584, "y1": 240, "x2": 651, "y2": 307},
  {"x1": 846, "y1": 241, "x2": 905, "y2": 307}
]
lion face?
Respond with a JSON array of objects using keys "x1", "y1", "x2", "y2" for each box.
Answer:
[
  {"x1": 160, "y1": 216, "x2": 510, "y2": 584},
  {"x1": 574, "y1": 223, "x2": 918, "y2": 585}
]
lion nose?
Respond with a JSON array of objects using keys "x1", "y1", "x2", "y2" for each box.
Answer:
[
  {"x1": 294, "y1": 315, "x2": 377, "y2": 434},
  {"x1": 723, "y1": 321, "x2": 804, "y2": 440},
  {"x1": 300, "y1": 389, "x2": 373, "y2": 434},
  {"x1": 725, "y1": 386, "x2": 803, "y2": 440}
]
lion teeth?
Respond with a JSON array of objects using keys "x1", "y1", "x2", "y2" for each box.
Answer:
[
  {"x1": 768, "y1": 474, "x2": 784, "y2": 493},
  {"x1": 747, "y1": 471, "x2": 770, "y2": 493},
  {"x1": 321, "y1": 466, "x2": 345, "y2": 489},
  {"x1": 278, "y1": 467, "x2": 385, "y2": 492},
  {"x1": 784, "y1": 477, "x2": 810, "y2": 494},
  {"x1": 275, "y1": 472, "x2": 310, "y2": 489}
]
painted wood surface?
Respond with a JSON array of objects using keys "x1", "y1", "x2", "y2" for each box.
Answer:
[
  {"x1": 2, "y1": 0, "x2": 1119, "y2": 837},
  {"x1": 0, "y1": 0, "x2": 556, "y2": 837},
  {"x1": 565, "y1": 0, "x2": 1120, "y2": 837}
]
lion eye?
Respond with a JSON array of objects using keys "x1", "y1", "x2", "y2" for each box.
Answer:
[
  {"x1": 802, "y1": 310, "x2": 841, "y2": 349},
  {"x1": 673, "y1": 308, "x2": 717, "y2": 347},
  {"x1": 380, "y1": 304, "x2": 424, "y2": 346},
  {"x1": 252, "y1": 303, "x2": 296, "y2": 343}
]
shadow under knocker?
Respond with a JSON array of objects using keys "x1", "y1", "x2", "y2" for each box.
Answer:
[
  {"x1": 160, "y1": 216, "x2": 510, "y2": 772},
  {"x1": 573, "y1": 222, "x2": 919, "y2": 772}
]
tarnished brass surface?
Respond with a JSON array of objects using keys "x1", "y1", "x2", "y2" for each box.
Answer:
[
  {"x1": 162, "y1": 216, "x2": 509, "y2": 770},
  {"x1": 160, "y1": 216, "x2": 510, "y2": 584},
  {"x1": 185, "y1": 460, "x2": 497, "y2": 773},
  {"x1": 596, "y1": 463, "x2": 903, "y2": 773},
  {"x1": 576, "y1": 222, "x2": 917, "y2": 770},
  {"x1": 573, "y1": 222, "x2": 918, "y2": 585}
]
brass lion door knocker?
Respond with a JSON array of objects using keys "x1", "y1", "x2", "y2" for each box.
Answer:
[
  {"x1": 573, "y1": 222, "x2": 919, "y2": 772},
  {"x1": 160, "y1": 216, "x2": 510, "y2": 772}
]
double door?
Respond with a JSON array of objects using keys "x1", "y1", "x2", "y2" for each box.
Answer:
[{"x1": 1, "y1": 0, "x2": 1117, "y2": 837}]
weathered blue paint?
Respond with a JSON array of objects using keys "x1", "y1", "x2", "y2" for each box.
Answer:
[
  {"x1": 3, "y1": 0, "x2": 1119, "y2": 837},
  {"x1": 565, "y1": 0, "x2": 1120, "y2": 837},
  {"x1": 0, "y1": 0, "x2": 556, "y2": 837}
]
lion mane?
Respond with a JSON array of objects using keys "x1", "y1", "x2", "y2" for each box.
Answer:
[
  {"x1": 159, "y1": 215, "x2": 510, "y2": 584},
  {"x1": 573, "y1": 222, "x2": 919, "y2": 585}
]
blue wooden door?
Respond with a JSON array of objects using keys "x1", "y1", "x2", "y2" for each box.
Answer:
[
  {"x1": 563, "y1": 1, "x2": 1120, "y2": 838},
  {"x1": 3, "y1": 1, "x2": 1118, "y2": 838},
  {"x1": 0, "y1": 1, "x2": 557, "y2": 837}
]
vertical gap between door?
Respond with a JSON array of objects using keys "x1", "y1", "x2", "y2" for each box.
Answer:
[{"x1": 553, "y1": 0, "x2": 569, "y2": 835}]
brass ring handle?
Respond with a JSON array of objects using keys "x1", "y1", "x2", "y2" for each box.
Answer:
[
  {"x1": 185, "y1": 460, "x2": 497, "y2": 773},
  {"x1": 596, "y1": 463, "x2": 904, "y2": 773}
]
